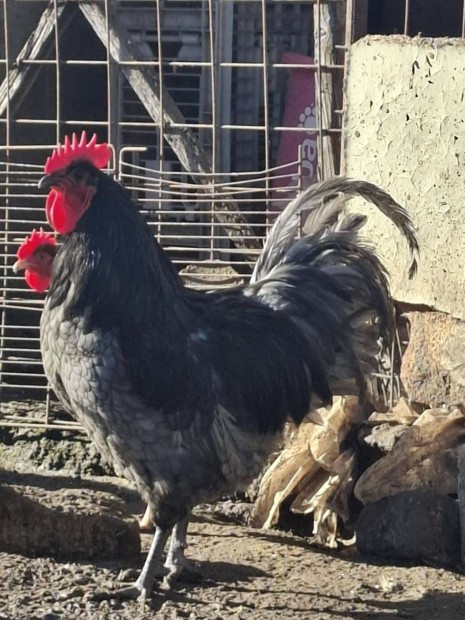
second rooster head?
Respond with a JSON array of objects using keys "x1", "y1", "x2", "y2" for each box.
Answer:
[{"x1": 13, "y1": 229, "x2": 58, "y2": 293}]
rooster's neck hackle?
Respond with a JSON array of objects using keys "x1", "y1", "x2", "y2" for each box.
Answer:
[{"x1": 49, "y1": 170, "x2": 185, "y2": 332}]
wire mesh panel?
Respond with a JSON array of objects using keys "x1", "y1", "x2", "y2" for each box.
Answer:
[
  {"x1": 0, "y1": 0, "x2": 350, "y2": 429},
  {"x1": 361, "y1": 0, "x2": 465, "y2": 37}
]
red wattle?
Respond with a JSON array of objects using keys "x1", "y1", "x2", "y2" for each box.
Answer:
[
  {"x1": 46, "y1": 190, "x2": 77, "y2": 235},
  {"x1": 25, "y1": 270, "x2": 50, "y2": 293}
]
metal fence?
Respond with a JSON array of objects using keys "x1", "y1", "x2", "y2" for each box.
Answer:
[
  {"x1": 1, "y1": 0, "x2": 448, "y2": 430},
  {"x1": 0, "y1": 0, "x2": 353, "y2": 429}
]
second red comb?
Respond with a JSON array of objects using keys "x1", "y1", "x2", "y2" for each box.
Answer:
[{"x1": 17, "y1": 228, "x2": 57, "y2": 260}]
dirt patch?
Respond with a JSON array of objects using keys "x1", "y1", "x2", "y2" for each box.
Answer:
[
  {"x1": 0, "y1": 470, "x2": 464, "y2": 620},
  {"x1": 0, "y1": 414, "x2": 113, "y2": 477}
]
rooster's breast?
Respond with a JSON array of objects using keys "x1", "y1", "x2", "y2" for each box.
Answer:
[{"x1": 39, "y1": 302, "x2": 251, "y2": 518}]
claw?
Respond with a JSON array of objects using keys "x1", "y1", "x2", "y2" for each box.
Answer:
[
  {"x1": 86, "y1": 584, "x2": 148, "y2": 603},
  {"x1": 162, "y1": 559, "x2": 202, "y2": 589}
]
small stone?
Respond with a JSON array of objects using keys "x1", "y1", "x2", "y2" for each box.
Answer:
[
  {"x1": 56, "y1": 586, "x2": 84, "y2": 601},
  {"x1": 356, "y1": 490, "x2": 460, "y2": 567},
  {"x1": 74, "y1": 574, "x2": 90, "y2": 586},
  {"x1": 362, "y1": 423, "x2": 409, "y2": 454},
  {"x1": 117, "y1": 568, "x2": 139, "y2": 582}
]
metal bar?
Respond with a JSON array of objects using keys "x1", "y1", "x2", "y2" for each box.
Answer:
[
  {"x1": 206, "y1": 0, "x2": 216, "y2": 261},
  {"x1": 0, "y1": 0, "x2": 354, "y2": 433},
  {"x1": 53, "y1": 0, "x2": 61, "y2": 144},
  {"x1": 79, "y1": 0, "x2": 262, "y2": 255},
  {"x1": 0, "y1": 0, "x2": 11, "y2": 399},
  {"x1": 0, "y1": 2, "x2": 68, "y2": 117},
  {"x1": 220, "y1": 62, "x2": 344, "y2": 69},
  {"x1": 155, "y1": 0, "x2": 164, "y2": 245},
  {"x1": 261, "y1": 0, "x2": 270, "y2": 200},
  {"x1": 462, "y1": 0, "x2": 465, "y2": 37},
  {"x1": 404, "y1": 0, "x2": 411, "y2": 36},
  {"x1": 104, "y1": 0, "x2": 112, "y2": 145}
]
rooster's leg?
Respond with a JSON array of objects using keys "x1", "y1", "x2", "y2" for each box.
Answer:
[
  {"x1": 134, "y1": 525, "x2": 172, "y2": 599},
  {"x1": 139, "y1": 504, "x2": 155, "y2": 533},
  {"x1": 163, "y1": 514, "x2": 201, "y2": 587},
  {"x1": 99, "y1": 525, "x2": 171, "y2": 602}
]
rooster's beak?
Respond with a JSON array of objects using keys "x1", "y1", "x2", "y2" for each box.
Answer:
[
  {"x1": 39, "y1": 174, "x2": 59, "y2": 190},
  {"x1": 13, "y1": 258, "x2": 30, "y2": 273}
]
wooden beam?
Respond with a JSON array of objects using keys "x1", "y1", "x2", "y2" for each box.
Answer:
[
  {"x1": 314, "y1": 2, "x2": 336, "y2": 179},
  {"x1": 79, "y1": 1, "x2": 261, "y2": 254},
  {"x1": 0, "y1": 3, "x2": 69, "y2": 117}
]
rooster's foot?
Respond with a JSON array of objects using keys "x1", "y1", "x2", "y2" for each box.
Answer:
[
  {"x1": 86, "y1": 584, "x2": 150, "y2": 603},
  {"x1": 163, "y1": 557, "x2": 202, "y2": 589},
  {"x1": 162, "y1": 514, "x2": 200, "y2": 589}
]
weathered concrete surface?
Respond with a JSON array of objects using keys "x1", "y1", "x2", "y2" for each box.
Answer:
[
  {"x1": 356, "y1": 490, "x2": 460, "y2": 567},
  {"x1": 401, "y1": 311, "x2": 465, "y2": 407},
  {"x1": 344, "y1": 36, "x2": 465, "y2": 320}
]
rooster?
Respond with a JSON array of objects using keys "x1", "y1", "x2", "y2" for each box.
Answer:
[{"x1": 25, "y1": 132, "x2": 417, "y2": 601}]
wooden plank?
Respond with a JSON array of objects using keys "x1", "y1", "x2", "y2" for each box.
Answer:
[
  {"x1": 79, "y1": 1, "x2": 261, "y2": 254},
  {"x1": 314, "y1": 2, "x2": 336, "y2": 179},
  {"x1": 0, "y1": 3, "x2": 69, "y2": 117}
]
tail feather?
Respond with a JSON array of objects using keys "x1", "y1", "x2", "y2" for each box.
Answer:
[
  {"x1": 247, "y1": 177, "x2": 419, "y2": 408},
  {"x1": 252, "y1": 177, "x2": 419, "y2": 283}
]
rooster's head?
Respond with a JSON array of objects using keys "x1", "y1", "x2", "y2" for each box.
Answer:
[
  {"x1": 13, "y1": 228, "x2": 58, "y2": 292},
  {"x1": 39, "y1": 132, "x2": 111, "y2": 235}
]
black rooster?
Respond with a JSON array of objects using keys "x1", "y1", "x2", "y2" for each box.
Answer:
[{"x1": 31, "y1": 133, "x2": 417, "y2": 601}]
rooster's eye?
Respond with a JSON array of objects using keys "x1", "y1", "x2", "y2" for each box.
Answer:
[{"x1": 71, "y1": 169, "x2": 85, "y2": 182}]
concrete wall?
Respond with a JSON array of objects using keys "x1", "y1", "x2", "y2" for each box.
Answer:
[{"x1": 343, "y1": 36, "x2": 465, "y2": 320}]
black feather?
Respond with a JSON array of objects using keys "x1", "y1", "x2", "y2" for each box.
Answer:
[
  {"x1": 39, "y1": 167, "x2": 418, "y2": 542},
  {"x1": 48, "y1": 173, "x2": 331, "y2": 434},
  {"x1": 47, "y1": 172, "x2": 419, "y2": 438}
]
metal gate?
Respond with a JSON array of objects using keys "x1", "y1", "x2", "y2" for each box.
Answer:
[{"x1": 1, "y1": 0, "x2": 443, "y2": 430}]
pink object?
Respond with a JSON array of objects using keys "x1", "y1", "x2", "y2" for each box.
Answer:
[{"x1": 271, "y1": 53, "x2": 318, "y2": 212}]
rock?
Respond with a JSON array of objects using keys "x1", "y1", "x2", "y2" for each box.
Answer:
[
  {"x1": 356, "y1": 490, "x2": 460, "y2": 567},
  {"x1": 354, "y1": 407, "x2": 465, "y2": 503},
  {"x1": 362, "y1": 423, "x2": 410, "y2": 454},
  {"x1": 0, "y1": 484, "x2": 140, "y2": 561},
  {"x1": 367, "y1": 397, "x2": 420, "y2": 426},
  {"x1": 401, "y1": 311, "x2": 465, "y2": 408}
]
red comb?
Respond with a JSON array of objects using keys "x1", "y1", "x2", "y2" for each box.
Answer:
[
  {"x1": 44, "y1": 131, "x2": 111, "y2": 174},
  {"x1": 17, "y1": 228, "x2": 57, "y2": 260}
]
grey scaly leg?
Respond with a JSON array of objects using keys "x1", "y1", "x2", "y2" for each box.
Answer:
[
  {"x1": 163, "y1": 514, "x2": 201, "y2": 587},
  {"x1": 107, "y1": 525, "x2": 172, "y2": 602}
]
